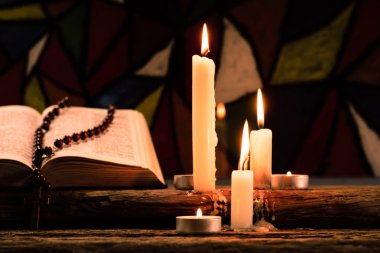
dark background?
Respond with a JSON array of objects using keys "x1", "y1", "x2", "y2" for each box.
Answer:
[{"x1": 0, "y1": 0, "x2": 379, "y2": 178}]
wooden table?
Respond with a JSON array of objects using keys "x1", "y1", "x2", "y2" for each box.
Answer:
[
  {"x1": 1, "y1": 180, "x2": 380, "y2": 252},
  {"x1": 1, "y1": 184, "x2": 380, "y2": 229},
  {"x1": 1, "y1": 229, "x2": 379, "y2": 253}
]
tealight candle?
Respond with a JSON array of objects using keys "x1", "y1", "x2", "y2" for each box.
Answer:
[
  {"x1": 173, "y1": 174, "x2": 194, "y2": 190},
  {"x1": 271, "y1": 171, "x2": 309, "y2": 190},
  {"x1": 176, "y1": 208, "x2": 221, "y2": 234}
]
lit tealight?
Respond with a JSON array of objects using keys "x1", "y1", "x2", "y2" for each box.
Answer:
[
  {"x1": 271, "y1": 171, "x2": 309, "y2": 190},
  {"x1": 176, "y1": 208, "x2": 221, "y2": 234},
  {"x1": 196, "y1": 208, "x2": 202, "y2": 217}
]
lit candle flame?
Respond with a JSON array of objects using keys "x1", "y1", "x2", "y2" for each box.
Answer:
[
  {"x1": 216, "y1": 103, "x2": 226, "y2": 120},
  {"x1": 201, "y1": 23, "x2": 210, "y2": 56},
  {"x1": 257, "y1": 88, "x2": 264, "y2": 128},
  {"x1": 286, "y1": 171, "x2": 292, "y2": 176},
  {"x1": 196, "y1": 208, "x2": 203, "y2": 217},
  {"x1": 238, "y1": 120, "x2": 250, "y2": 170}
]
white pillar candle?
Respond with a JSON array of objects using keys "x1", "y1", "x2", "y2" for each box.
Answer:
[
  {"x1": 192, "y1": 24, "x2": 217, "y2": 192},
  {"x1": 231, "y1": 120, "x2": 253, "y2": 229},
  {"x1": 250, "y1": 89, "x2": 272, "y2": 189}
]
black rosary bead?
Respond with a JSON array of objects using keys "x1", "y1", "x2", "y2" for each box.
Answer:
[
  {"x1": 80, "y1": 131, "x2": 87, "y2": 140},
  {"x1": 63, "y1": 135, "x2": 72, "y2": 145},
  {"x1": 93, "y1": 127, "x2": 100, "y2": 136},
  {"x1": 31, "y1": 170, "x2": 51, "y2": 189},
  {"x1": 53, "y1": 107, "x2": 60, "y2": 116},
  {"x1": 72, "y1": 133, "x2": 80, "y2": 142},
  {"x1": 44, "y1": 147, "x2": 53, "y2": 156},
  {"x1": 43, "y1": 116, "x2": 50, "y2": 124},
  {"x1": 34, "y1": 137, "x2": 42, "y2": 144},
  {"x1": 58, "y1": 97, "x2": 69, "y2": 108},
  {"x1": 34, "y1": 144, "x2": 42, "y2": 150},
  {"x1": 108, "y1": 104, "x2": 115, "y2": 113},
  {"x1": 34, "y1": 140, "x2": 41, "y2": 146},
  {"x1": 48, "y1": 111, "x2": 55, "y2": 120},
  {"x1": 41, "y1": 122, "x2": 49, "y2": 131},
  {"x1": 32, "y1": 157, "x2": 42, "y2": 168},
  {"x1": 34, "y1": 147, "x2": 44, "y2": 158},
  {"x1": 54, "y1": 139, "x2": 63, "y2": 148},
  {"x1": 102, "y1": 120, "x2": 109, "y2": 128},
  {"x1": 87, "y1": 129, "x2": 93, "y2": 138}
]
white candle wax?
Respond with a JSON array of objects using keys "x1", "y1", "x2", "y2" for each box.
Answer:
[
  {"x1": 231, "y1": 170, "x2": 253, "y2": 228},
  {"x1": 250, "y1": 89, "x2": 272, "y2": 189},
  {"x1": 192, "y1": 24, "x2": 217, "y2": 192},
  {"x1": 231, "y1": 120, "x2": 253, "y2": 229},
  {"x1": 250, "y1": 129, "x2": 272, "y2": 189}
]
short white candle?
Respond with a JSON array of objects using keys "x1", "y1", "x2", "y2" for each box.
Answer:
[
  {"x1": 192, "y1": 23, "x2": 217, "y2": 192},
  {"x1": 271, "y1": 171, "x2": 309, "y2": 189},
  {"x1": 231, "y1": 120, "x2": 253, "y2": 229},
  {"x1": 250, "y1": 89, "x2": 272, "y2": 189},
  {"x1": 176, "y1": 208, "x2": 221, "y2": 234}
]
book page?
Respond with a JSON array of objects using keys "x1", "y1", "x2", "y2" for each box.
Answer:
[
  {"x1": 0, "y1": 105, "x2": 41, "y2": 167},
  {"x1": 136, "y1": 112, "x2": 164, "y2": 184},
  {"x1": 43, "y1": 106, "x2": 141, "y2": 167}
]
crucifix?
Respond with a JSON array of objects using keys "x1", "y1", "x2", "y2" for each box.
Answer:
[
  {"x1": 25, "y1": 167, "x2": 51, "y2": 229},
  {"x1": 24, "y1": 186, "x2": 50, "y2": 229}
]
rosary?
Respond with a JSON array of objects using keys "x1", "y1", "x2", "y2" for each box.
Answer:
[{"x1": 29, "y1": 97, "x2": 116, "y2": 229}]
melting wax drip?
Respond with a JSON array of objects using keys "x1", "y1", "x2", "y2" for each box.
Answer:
[
  {"x1": 252, "y1": 191, "x2": 277, "y2": 232},
  {"x1": 209, "y1": 190, "x2": 228, "y2": 216}
]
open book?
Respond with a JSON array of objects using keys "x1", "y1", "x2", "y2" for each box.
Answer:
[{"x1": 0, "y1": 105, "x2": 166, "y2": 188}]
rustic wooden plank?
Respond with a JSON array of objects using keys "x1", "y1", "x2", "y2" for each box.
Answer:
[
  {"x1": 0, "y1": 229, "x2": 379, "y2": 253},
  {"x1": 0, "y1": 186, "x2": 379, "y2": 229}
]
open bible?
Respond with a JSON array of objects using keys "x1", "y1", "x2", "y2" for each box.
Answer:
[{"x1": 0, "y1": 105, "x2": 166, "y2": 188}]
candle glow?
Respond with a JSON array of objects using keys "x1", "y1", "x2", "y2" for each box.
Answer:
[
  {"x1": 201, "y1": 23, "x2": 210, "y2": 56},
  {"x1": 257, "y1": 88, "x2": 264, "y2": 128},
  {"x1": 216, "y1": 103, "x2": 226, "y2": 120},
  {"x1": 238, "y1": 120, "x2": 250, "y2": 170},
  {"x1": 196, "y1": 208, "x2": 202, "y2": 217},
  {"x1": 286, "y1": 171, "x2": 292, "y2": 176}
]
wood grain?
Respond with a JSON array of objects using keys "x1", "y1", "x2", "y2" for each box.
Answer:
[
  {"x1": 0, "y1": 229, "x2": 379, "y2": 253},
  {"x1": 0, "y1": 186, "x2": 379, "y2": 229}
]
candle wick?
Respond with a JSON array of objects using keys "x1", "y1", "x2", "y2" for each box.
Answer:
[
  {"x1": 242, "y1": 155, "x2": 250, "y2": 171},
  {"x1": 202, "y1": 49, "x2": 210, "y2": 57}
]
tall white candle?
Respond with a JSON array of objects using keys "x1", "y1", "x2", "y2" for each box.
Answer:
[
  {"x1": 250, "y1": 89, "x2": 272, "y2": 189},
  {"x1": 231, "y1": 120, "x2": 253, "y2": 229},
  {"x1": 192, "y1": 24, "x2": 217, "y2": 192}
]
